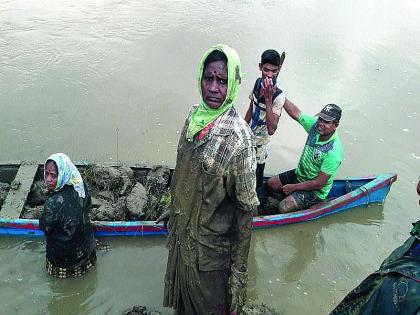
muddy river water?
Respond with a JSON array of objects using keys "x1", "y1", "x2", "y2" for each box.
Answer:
[{"x1": 1, "y1": 0, "x2": 419, "y2": 314}]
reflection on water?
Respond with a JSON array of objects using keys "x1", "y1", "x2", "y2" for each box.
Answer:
[
  {"x1": 283, "y1": 205, "x2": 384, "y2": 282},
  {"x1": 47, "y1": 271, "x2": 98, "y2": 315},
  {"x1": 0, "y1": 237, "x2": 171, "y2": 314},
  {"x1": 248, "y1": 205, "x2": 385, "y2": 313}
]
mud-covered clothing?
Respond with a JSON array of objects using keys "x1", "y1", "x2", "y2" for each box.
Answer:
[
  {"x1": 331, "y1": 236, "x2": 420, "y2": 315},
  {"x1": 164, "y1": 105, "x2": 259, "y2": 315},
  {"x1": 248, "y1": 78, "x2": 285, "y2": 164},
  {"x1": 172, "y1": 255, "x2": 230, "y2": 315},
  {"x1": 39, "y1": 185, "x2": 96, "y2": 272},
  {"x1": 296, "y1": 113, "x2": 342, "y2": 200}
]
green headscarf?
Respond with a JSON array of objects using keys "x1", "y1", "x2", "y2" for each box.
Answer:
[{"x1": 186, "y1": 44, "x2": 242, "y2": 141}]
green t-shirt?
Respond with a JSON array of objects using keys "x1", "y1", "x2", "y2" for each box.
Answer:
[{"x1": 295, "y1": 113, "x2": 343, "y2": 199}]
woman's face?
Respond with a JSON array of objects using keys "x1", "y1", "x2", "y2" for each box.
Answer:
[
  {"x1": 45, "y1": 161, "x2": 58, "y2": 192},
  {"x1": 201, "y1": 60, "x2": 228, "y2": 109}
]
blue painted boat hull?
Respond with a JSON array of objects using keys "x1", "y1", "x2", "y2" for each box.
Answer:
[{"x1": 0, "y1": 173, "x2": 397, "y2": 237}]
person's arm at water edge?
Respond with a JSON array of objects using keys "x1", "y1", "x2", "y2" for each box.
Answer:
[
  {"x1": 230, "y1": 209, "x2": 252, "y2": 314},
  {"x1": 229, "y1": 149, "x2": 255, "y2": 271},
  {"x1": 227, "y1": 147, "x2": 259, "y2": 313}
]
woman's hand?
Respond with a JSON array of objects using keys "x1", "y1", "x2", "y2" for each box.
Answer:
[{"x1": 155, "y1": 210, "x2": 170, "y2": 229}]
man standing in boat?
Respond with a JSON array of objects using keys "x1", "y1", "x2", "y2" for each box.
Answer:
[
  {"x1": 266, "y1": 100, "x2": 343, "y2": 213},
  {"x1": 160, "y1": 44, "x2": 259, "y2": 315},
  {"x1": 244, "y1": 49, "x2": 286, "y2": 201}
]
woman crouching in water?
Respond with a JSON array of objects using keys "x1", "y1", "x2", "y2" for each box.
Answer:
[{"x1": 39, "y1": 153, "x2": 96, "y2": 278}]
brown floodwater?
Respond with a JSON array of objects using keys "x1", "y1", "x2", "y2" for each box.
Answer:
[{"x1": 1, "y1": 0, "x2": 419, "y2": 314}]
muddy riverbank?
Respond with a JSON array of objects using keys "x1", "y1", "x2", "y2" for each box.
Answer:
[{"x1": 123, "y1": 303, "x2": 282, "y2": 315}]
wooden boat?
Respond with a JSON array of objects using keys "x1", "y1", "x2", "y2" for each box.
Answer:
[{"x1": 0, "y1": 162, "x2": 397, "y2": 237}]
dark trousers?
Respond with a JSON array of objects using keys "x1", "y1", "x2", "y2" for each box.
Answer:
[{"x1": 256, "y1": 163, "x2": 265, "y2": 189}]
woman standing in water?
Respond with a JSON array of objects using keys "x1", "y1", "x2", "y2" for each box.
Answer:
[{"x1": 39, "y1": 153, "x2": 96, "y2": 278}]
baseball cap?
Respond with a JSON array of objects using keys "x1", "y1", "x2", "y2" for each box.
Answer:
[{"x1": 318, "y1": 104, "x2": 342, "y2": 122}]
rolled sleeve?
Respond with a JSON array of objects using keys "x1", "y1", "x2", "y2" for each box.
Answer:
[{"x1": 272, "y1": 92, "x2": 285, "y2": 117}]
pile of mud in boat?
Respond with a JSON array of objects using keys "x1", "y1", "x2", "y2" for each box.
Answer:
[
  {"x1": 17, "y1": 164, "x2": 172, "y2": 222},
  {"x1": 0, "y1": 161, "x2": 397, "y2": 237}
]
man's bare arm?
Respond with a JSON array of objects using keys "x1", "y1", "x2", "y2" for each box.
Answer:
[
  {"x1": 283, "y1": 98, "x2": 301, "y2": 121},
  {"x1": 244, "y1": 100, "x2": 253, "y2": 124},
  {"x1": 266, "y1": 104, "x2": 280, "y2": 135},
  {"x1": 282, "y1": 171, "x2": 330, "y2": 195},
  {"x1": 261, "y1": 78, "x2": 280, "y2": 135}
]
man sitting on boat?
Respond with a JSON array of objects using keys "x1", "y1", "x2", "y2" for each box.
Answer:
[{"x1": 266, "y1": 100, "x2": 343, "y2": 213}]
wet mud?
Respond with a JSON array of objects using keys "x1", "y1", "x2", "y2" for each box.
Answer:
[
  {"x1": 0, "y1": 182, "x2": 10, "y2": 208},
  {"x1": 21, "y1": 164, "x2": 171, "y2": 221},
  {"x1": 123, "y1": 305, "x2": 162, "y2": 315},
  {"x1": 122, "y1": 303, "x2": 281, "y2": 315},
  {"x1": 243, "y1": 303, "x2": 282, "y2": 315},
  {"x1": 19, "y1": 163, "x2": 282, "y2": 220}
]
